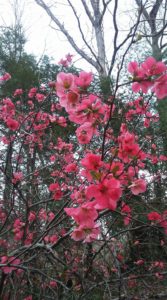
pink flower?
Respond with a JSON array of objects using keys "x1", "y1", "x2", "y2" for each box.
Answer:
[
  {"x1": 69, "y1": 94, "x2": 105, "y2": 125},
  {"x1": 66, "y1": 53, "x2": 73, "y2": 63},
  {"x1": 128, "y1": 61, "x2": 140, "y2": 75},
  {"x1": 38, "y1": 208, "x2": 47, "y2": 221},
  {"x1": 1, "y1": 256, "x2": 21, "y2": 274},
  {"x1": 86, "y1": 178, "x2": 122, "y2": 210},
  {"x1": 76, "y1": 122, "x2": 95, "y2": 144},
  {"x1": 152, "y1": 74, "x2": 167, "y2": 99},
  {"x1": 81, "y1": 153, "x2": 102, "y2": 171},
  {"x1": 58, "y1": 58, "x2": 69, "y2": 67},
  {"x1": 50, "y1": 235, "x2": 58, "y2": 243},
  {"x1": 134, "y1": 259, "x2": 144, "y2": 266},
  {"x1": 71, "y1": 226, "x2": 86, "y2": 241},
  {"x1": 14, "y1": 89, "x2": 23, "y2": 97},
  {"x1": 49, "y1": 182, "x2": 62, "y2": 200},
  {"x1": 147, "y1": 211, "x2": 161, "y2": 221},
  {"x1": 132, "y1": 81, "x2": 152, "y2": 93},
  {"x1": 6, "y1": 118, "x2": 19, "y2": 131},
  {"x1": 128, "y1": 57, "x2": 167, "y2": 96},
  {"x1": 81, "y1": 152, "x2": 103, "y2": 181},
  {"x1": 65, "y1": 202, "x2": 98, "y2": 227},
  {"x1": 129, "y1": 178, "x2": 147, "y2": 195},
  {"x1": 53, "y1": 190, "x2": 62, "y2": 201},
  {"x1": 49, "y1": 183, "x2": 60, "y2": 192},
  {"x1": 56, "y1": 72, "x2": 75, "y2": 93},
  {"x1": 58, "y1": 54, "x2": 73, "y2": 67},
  {"x1": 36, "y1": 93, "x2": 45, "y2": 102},
  {"x1": 28, "y1": 87, "x2": 37, "y2": 98},
  {"x1": 128, "y1": 61, "x2": 152, "y2": 93},
  {"x1": 59, "y1": 90, "x2": 79, "y2": 112},
  {"x1": 141, "y1": 57, "x2": 166, "y2": 76},
  {"x1": 49, "y1": 280, "x2": 58, "y2": 288},
  {"x1": 121, "y1": 203, "x2": 131, "y2": 225},
  {"x1": 64, "y1": 163, "x2": 78, "y2": 173},
  {"x1": 28, "y1": 211, "x2": 36, "y2": 222},
  {"x1": 12, "y1": 172, "x2": 23, "y2": 184},
  {"x1": 75, "y1": 71, "x2": 93, "y2": 89},
  {"x1": 57, "y1": 116, "x2": 67, "y2": 127},
  {"x1": 0, "y1": 73, "x2": 11, "y2": 81},
  {"x1": 71, "y1": 223, "x2": 100, "y2": 242}
]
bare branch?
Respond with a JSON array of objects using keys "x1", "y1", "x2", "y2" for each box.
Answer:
[
  {"x1": 100, "y1": 0, "x2": 113, "y2": 24},
  {"x1": 135, "y1": 0, "x2": 151, "y2": 27},
  {"x1": 67, "y1": 0, "x2": 101, "y2": 69},
  {"x1": 81, "y1": 0, "x2": 94, "y2": 25},
  {"x1": 35, "y1": 0, "x2": 99, "y2": 71}
]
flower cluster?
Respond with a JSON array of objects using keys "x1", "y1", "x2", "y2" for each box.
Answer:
[{"x1": 128, "y1": 56, "x2": 167, "y2": 99}]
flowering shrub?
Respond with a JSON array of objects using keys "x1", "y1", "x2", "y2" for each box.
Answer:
[{"x1": 0, "y1": 56, "x2": 167, "y2": 299}]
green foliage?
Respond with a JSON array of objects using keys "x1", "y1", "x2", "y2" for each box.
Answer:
[
  {"x1": 157, "y1": 98, "x2": 167, "y2": 155},
  {"x1": 0, "y1": 25, "x2": 39, "y2": 95}
]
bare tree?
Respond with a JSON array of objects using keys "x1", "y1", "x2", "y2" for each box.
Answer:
[{"x1": 34, "y1": 0, "x2": 143, "y2": 78}]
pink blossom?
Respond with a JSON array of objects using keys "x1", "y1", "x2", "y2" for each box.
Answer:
[
  {"x1": 49, "y1": 182, "x2": 60, "y2": 192},
  {"x1": 121, "y1": 203, "x2": 131, "y2": 225},
  {"x1": 28, "y1": 87, "x2": 37, "y2": 98},
  {"x1": 65, "y1": 162, "x2": 78, "y2": 173},
  {"x1": 49, "y1": 183, "x2": 62, "y2": 200},
  {"x1": 66, "y1": 53, "x2": 73, "y2": 63},
  {"x1": 147, "y1": 211, "x2": 161, "y2": 221},
  {"x1": 58, "y1": 54, "x2": 73, "y2": 67},
  {"x1": 129, "y1": 178, "x2": 147, "y2": 195},
  {"x1": 48, "y1": 212, "x2": 55, "y2": 221},
  {"x1": 56, "y1": 72, "x2": 75, "y2": 94},
  {"x1": 132, "y1": 81, "x2": 152, "y2": 93},
  {"x1": 71, "y1": 226, "x2": 86, "y2": 241},
  {"x1": 53, "y1": 189, "x2": 62, "y2": 200},
  {"x1": 28, "y1": 211, "x2": 36, "y2": 222},
  {"x1": 69, "y1": 94, "x2": 105, "y2": 124},
  {"x1": 141, "y1": 57, "x2": 166, "y2": 76},
  {"x1": 12, "y1": 172, "x2": 23, "y2": 184},
  {"x1": 128, "y1": 61, "x2": 140, "y2": 74},
  {"x1": 134, "y1": 259, "x2": 144, "y2": 266},
  {"x1": 71, "y1": 223, "x2": 100, "y2": 242},
  {"x1": 13, "y1": 89, "x2": 23, "y2": 97},
  {"x1": 6, "y1": 118, "x2": 19, "y2": 131},
  {"x1": 59, "y1": 90, "x2": 79, "y2": 112},
  {"x1": 38, "y1": 208, "x2": 47, "y2": 221},
  {"x1": 65, "y1": 202, "x2": 98, "y2": 227},
  {"x1": 152, "y1": 74, "x2": 167, "y2": 99},
  {"x1": 57, "y1": 116, "x2": 67, "y2": 127},
  {"x1": 49, "y1": 280, "x2": 58, "y2": 288},
  {"x1": 86, "y1": 178, "x2": 122, "y2": 210},
  {"x1": 58, "y1": 58, "x2": 69, "y2": 67},
  {"x1": 0, "y1": 73, "x2": 11, "y2": 82},
  {"x1": 1, "y1": 256, "x2": 21, "y2": 274},
  {"x1": 75, "y1": 71, "x2": 93, "y2": 89},
  {"x1": 128, "y1": 57, "x2": 167, "y2": 96},
  {"x1": 76, "y1": 122, "x2": 95, "y2": 144},
  {"x1": 50, "y1": 235, "x2": 58, "y2": 243},
  {"x1": 81, "y1": 152, "x2": 103, "y2": 181},
  {"x1": 36, "y1": 93, "x2": 45, "y2": 102},
  {"x1": 50, "y1": 155, "x2": 56, "y2": 162},
  {"x1": 81, "y1": 153, "x2": 102, "y2": 171}
]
